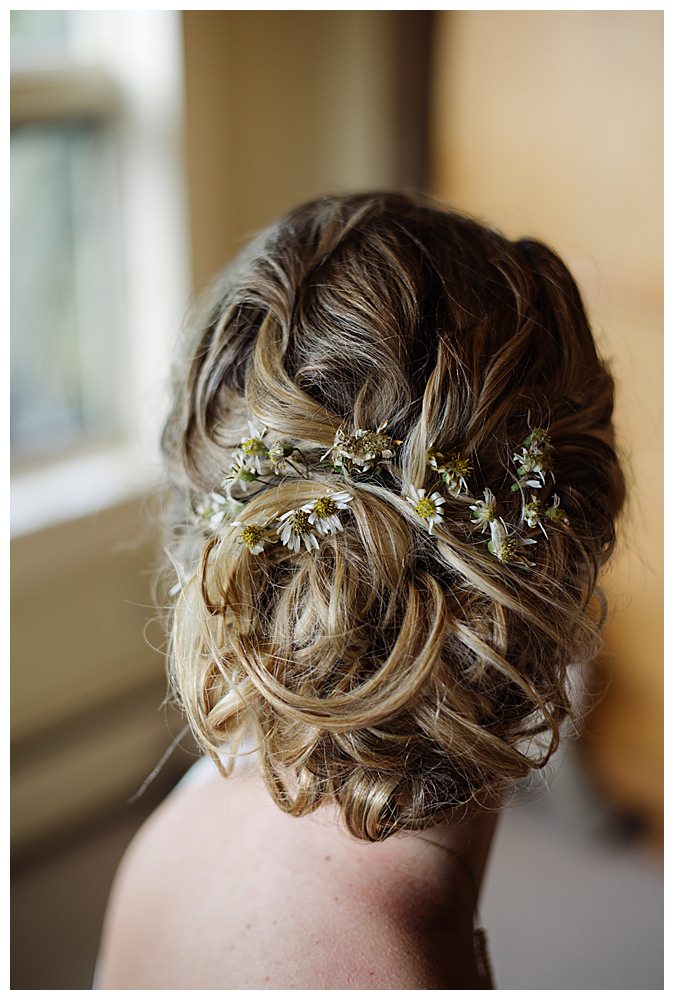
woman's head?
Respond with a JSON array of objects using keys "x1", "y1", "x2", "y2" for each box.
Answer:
[{"x1": 163, "y1": 192, "x2": 624, "y2": 840}]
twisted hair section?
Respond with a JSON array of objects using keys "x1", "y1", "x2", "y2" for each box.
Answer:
[{"x1": 163, "y1": 192, "x2": 624, "y2": 841}]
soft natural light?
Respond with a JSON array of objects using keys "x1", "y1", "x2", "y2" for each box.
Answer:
[{"x1": 10, "y1": 10, "x2": 191, "y2": 536}]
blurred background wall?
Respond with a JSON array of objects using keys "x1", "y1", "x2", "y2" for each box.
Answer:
[
  {"x1": 11, "y1": 9, "x2": 662, "y2": 989},
  {"x1": 430, "y1": 9, "x2": 663, "y2": 846}
]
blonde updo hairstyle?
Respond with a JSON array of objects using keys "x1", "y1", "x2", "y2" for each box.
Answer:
[{"x1": 162, "y1": 192, "x2": 624, "y2": 841}]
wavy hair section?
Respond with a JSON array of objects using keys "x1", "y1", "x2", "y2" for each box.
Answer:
[{"x1": 163, "y1": 192, "x2": 624, "y2": 841}]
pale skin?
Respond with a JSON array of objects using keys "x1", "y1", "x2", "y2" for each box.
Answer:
[{"x1": 96, "y1": 765, "x2": 499, "y2": 989}]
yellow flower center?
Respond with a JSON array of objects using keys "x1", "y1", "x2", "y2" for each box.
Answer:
[
  {"x1": 353, "y1": 431, "x2": 391, "y2": 456},
  {"x1": 448, "y1": 453, "x2": 472, "y2": 478},
  {"x1": 289, "y1": 510, "x2": 311, "y2": 533},
  {"x1": 313, "y1": 496, "x2": 337, "y2": 518},
  {"x1": 240, "y1": 524, "x2": 263, "y2": 548},
  {"x1": 498, "y1": 539, "x2": 518, "y2": 563},
  {"x1": 241, "y1": 437, "x2": 268, "y2": 457},
  {"x1": 415, "y1": 497, "x2": 436, "y2": 519},
  {"x1": 524, "y1": 499, "x2": 541, "y2": 520}
]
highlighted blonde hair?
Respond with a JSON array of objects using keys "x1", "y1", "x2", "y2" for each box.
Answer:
[{"x1": 162, "y1": 192, "x2": 624, "y2": 841}]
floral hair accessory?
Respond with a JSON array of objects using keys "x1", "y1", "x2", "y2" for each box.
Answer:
[
  {"x1": 237, "y1": 423, "x2": 270, "y2": 471},
  {"x1": 231, "y1": 520, "x2": 268, "y2": 555},
  {"x1": 544, "y1": 494, "x2": 569, "y2": 525},
  {"x1": 194, "y1": 492, "x2": 244, "y2": 531},
  {"x1": 470, "y1": 488, "x2": 497, "y2": 533},
  {"x1": 276, "y1": 491, "x2": 354, "y2": 553},
  {"x1": 324, "y1": 423, "x2": 400, "y2": 473},
  {"x1": 487, "y1": 517, "x2": 537, "y2": 566},
  {"x1": 522, "y1": 496, "x2": 543, "y2": 528},
  {"x1": 511, "y1": 427, "x2": 553, "y2": 490},
  {"x1": 193, "y1": 417, "x2": 564, "y2": 571},
  {"x1": 222, "y1": 423, "x2": 308, "y2": 496},
  {"x1": 428, "y1": 451, "x2": 472, "y2": 495},
  {"x1": 405, "y1": 485, "x2": 445, "y2": 534},
  {"x1": 267, "y1": 439, "x2": 296, "y2": 475},
  {"x1": 521, "y1": 495, "x2": 550, "y2": 540},
  {"x1": 277, "y1": 508, "x2": 321, "y2": 552},
  {"x1": 223, "y1": 453, "x2": 261, "y2": 493},
  {"x1": 464, "y1": 426, "x2": 567, "y2": 566},
  {"x1": 302, "y1": 491, "x2": 353, "y2": 535}
]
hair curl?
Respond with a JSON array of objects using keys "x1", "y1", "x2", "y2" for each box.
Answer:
[{"x1": 162, "y1": 192, "x2": 625, "y2": 841}]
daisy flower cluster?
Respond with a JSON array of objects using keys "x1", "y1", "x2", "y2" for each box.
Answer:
[
  {"x1": 323, "y1": 423, "x2": 400, "y2": 473},
  {"x1": 509, "y1": 427, "x2": 569, "y2": 553},
  {"x1": 192, "y1": 420, "x2": 569, "y2": 570},
  {"x1": 232, "y1": 491, "x2": 354, "y2": 555},
  {"x1": 221, "y1": 423, "x2": 305, "y2": 495},
  {"x1": 468, "y1": 428, "x2": 569, "y2": 565},
  {"x1": 400, "y1": 429, "x2": 569, "y2": 567},
  {"x1": 511, "y1": 427, "x2": 554, "y2": 490},
  {"x1": 428, "y1": 450, "x2": 472, "y2": 495}
]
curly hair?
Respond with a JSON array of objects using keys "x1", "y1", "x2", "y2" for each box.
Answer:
[{"x1": 161, "y1": 192, "x2": 625, "y2": 841}]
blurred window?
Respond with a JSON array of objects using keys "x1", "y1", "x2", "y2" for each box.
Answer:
[
  {"x1": 11, "y1": 121, "x2": 122, "y2": 459},
  {"x1": 10, "y1": 10, "x2": 70, "y2": 54},
  {"x1": 10, "y1": 11, "x2": 190, "y2": 534}
]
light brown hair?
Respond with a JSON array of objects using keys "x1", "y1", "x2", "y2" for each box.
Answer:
[{"x1": 162, "y1": 192, "x2": 624, "y2": 841}]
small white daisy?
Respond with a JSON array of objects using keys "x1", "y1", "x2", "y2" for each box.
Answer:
[
  {"x1": 276, "y1": 508, "x2": 321, "y2": 553},
  {"x1": 428, "y1": 451, "x2": 472, "y2": 495},
  {"x1": 194, "y1": 492, "x2": 244, "y2": 531},
  {"x1": 303, "y1": 491, "x2": 353, "y2": 535},
  {"x1": 544, "y1": 494, "x2": 569, "y2": 526},
  {"x1": 522, "y1": 495, "x2": 548, "y2": 538},
  {"x1": 488, "y1": 517, "x2": 536, "y2": 566},
  {"x1": 512, "y1": 428, "x2": 553, "y2": 490},
  {"x1": 404, "y1": 485, "x2": 445, "y2": 534},
  {"x1": 522, "y1": 496, "x2": 542, "y2": 527},
  {"x1": 267, "y1": 439, "x2": 293, "y2": 474},
  {"x1": 234, "y1": 422, "x2": 271, "y2": 475},
  {"x1": 513, "y1": 454, "x2": 548, "y2": 489},
  {"x1": 231, "y1": 520, "x2": 267, "y2": 555},
  {"x1": 470, "y1": 488, "x2": 497, "y2": 533},
  {"x1": 222, "y1": 452, "x2": 261, "y2": 494}
]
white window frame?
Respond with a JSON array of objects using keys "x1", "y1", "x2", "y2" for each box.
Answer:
[{"x1": 10, "y1": 11, "x2": 191, "y2": 536}]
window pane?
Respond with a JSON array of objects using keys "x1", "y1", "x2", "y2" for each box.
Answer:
[
  {"x1": 11, "y1": 122, "x2": 123, "y2": 460},
  {"x1": 10, "y1": 11, "x2": 71, "y2": 57}
]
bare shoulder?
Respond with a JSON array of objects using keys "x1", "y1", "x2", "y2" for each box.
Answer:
[
  {"x1": 98, "y1": 764, "x2": 267, "y2": 983},
  {"x1": 97, "y1": 765, "x2": 467, "y2": 989}
]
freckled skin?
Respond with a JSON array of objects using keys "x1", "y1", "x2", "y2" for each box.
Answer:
[{"x1": 97, "y1": 769, "x2": 498, "y2": 989}]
